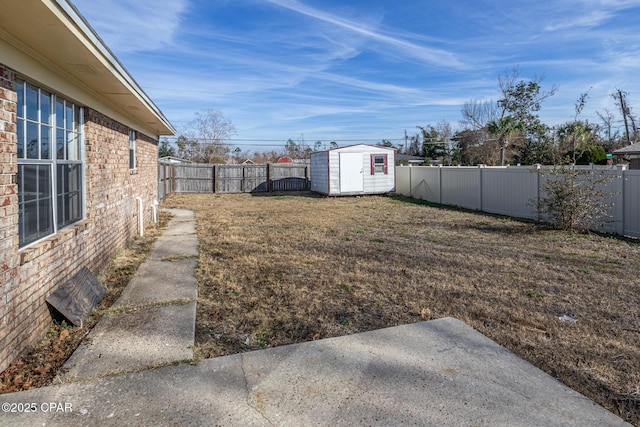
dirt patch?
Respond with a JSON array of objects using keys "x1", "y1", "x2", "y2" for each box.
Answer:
[
  {"x1": 162, "y1": 192, "x2": 640, "y2": 425},
  {"x1": 0, "y1": 213, "x2": 171, "y2": 394}
]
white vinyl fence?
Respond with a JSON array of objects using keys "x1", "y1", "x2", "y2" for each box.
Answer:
[{"x1": 396, "y1": 165, "x2": 640, "y2": 238}]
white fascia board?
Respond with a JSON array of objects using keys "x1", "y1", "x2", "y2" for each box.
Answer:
[{"x1": 51, "y1": 0, "x2": 175, "y2": 135}]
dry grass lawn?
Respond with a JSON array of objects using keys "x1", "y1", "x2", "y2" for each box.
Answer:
[{"x1": 163, "y1": 192, "x2": 640, "y2": 424}]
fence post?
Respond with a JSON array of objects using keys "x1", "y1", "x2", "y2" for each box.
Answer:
[
  {"x1": 615, "y1": 164, "x2": 625, "y2": 236},
  {"x1": 535, "y1": 164, "x2": 541, "y2": 222},
  {"x1": 157, "y1": 163, "x2": 162, "y2": 200},
  {"x1": 241, "y1": 164, "x2": 246, "y2": 193},
  {"x1": 438, "y1": 165, "x2": 443, "y2": 204},
  {"x1": 167, "y1": 164, "x2": 170, "y2": 195},
  {"x1": 170, "y1": 164, "x2": 175, "y2": 194},
  {"x1": 267, "y1": 163, "x2": 273, "y2": 192},
  {"x1": 478, "y1": 164, "x2": 484, "y2": 212},
  {"x1": 160, "y1": 163, "x2": 165, "y2": 199},
  {"x1": 213, "y1": 164, "x2": 218, "y2": 193},
  {"x1": 409, "y1": 166, "x2": 412, "y2": 198}
]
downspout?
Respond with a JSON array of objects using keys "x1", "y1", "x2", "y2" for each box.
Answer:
[
  {"x1": 152, "y1": 199, "x2": 159, "y2": 224},
  {"x1": 135, "y1": 196, "x2": 144, "y2": 237}
]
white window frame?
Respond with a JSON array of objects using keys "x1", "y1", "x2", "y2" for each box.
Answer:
[
  {"x1": 16, "y1": 78, "x2": 85, "y2": 248},
  {"x1": 370, "y1": 153, "x2": 388, "y2": 175}
]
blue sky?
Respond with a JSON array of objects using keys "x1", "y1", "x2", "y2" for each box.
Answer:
[{"x1": 72, "y1": 0, "x2": 640, "y2": 151}]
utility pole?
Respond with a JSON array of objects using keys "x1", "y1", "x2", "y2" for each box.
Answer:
[{"x1": 404, "y1": 129, "x2": 408, "y2": 154}]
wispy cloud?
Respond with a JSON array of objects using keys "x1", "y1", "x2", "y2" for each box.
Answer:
[
  {"x1": 543, "y1": 0, "x2": 640, "y2": 31},
  {"x1": 262, "y1": 0, "x2": 466, "y2": 69},
  {"x1": 74, "y1": 0, "x2": 190, "y2": 52},
  {"x1": 544, "y1": 10, "x2": 615, "y2": 32},
  {"x1": 72, "y1": 0, "x2": 640, "y2": 145}
]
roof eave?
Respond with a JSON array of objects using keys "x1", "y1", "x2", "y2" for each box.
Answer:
[
  {"x1": 0, "y1": 0, "x2": 175, "y2": 136},
  {"x1": 55, "y1": 0, "x2": 175, "y2": 135}
]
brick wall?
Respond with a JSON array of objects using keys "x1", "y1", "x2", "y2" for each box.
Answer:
[
  {"x1": 0, "y1": 63, "x2": 159, "y2": 373},
  {"x1": 0, "y1": 65, "x2": 20, "y2": 375}
]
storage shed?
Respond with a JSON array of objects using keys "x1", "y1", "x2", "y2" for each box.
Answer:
[{"x1": 310, "y1": 144, "x2": 396, "y2": 195}]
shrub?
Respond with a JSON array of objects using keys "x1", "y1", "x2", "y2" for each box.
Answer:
[
  {"x1": 576, "y1": 145, "x2": 607, "y2": 165},
  {"x1": 534, "y1": 165, "x2": 616, "y2": 232}
]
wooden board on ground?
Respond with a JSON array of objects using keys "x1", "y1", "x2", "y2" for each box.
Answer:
[{"x1": 46, "y1": 267, "x2": 106, "y2": 326}]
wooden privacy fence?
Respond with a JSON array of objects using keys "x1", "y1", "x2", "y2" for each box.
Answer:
[
  {"x1": 396, "y1": 164, "x2": 640, "y2": 238},
  {"x1": 158, "y1": 162, "x2": 310, "y2": 199}
]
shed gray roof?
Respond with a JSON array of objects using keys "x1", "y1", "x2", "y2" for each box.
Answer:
[{"x1": 613, "y1": 143, "x2": 640, "y2": 155}]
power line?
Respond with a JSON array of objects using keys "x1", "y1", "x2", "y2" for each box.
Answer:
[
  {"x1": 162, "y1": 137, "x2": 406, "y2": 141},
  {"x1": 160, "y1": 137, "x2": 407, "y2": 145}
]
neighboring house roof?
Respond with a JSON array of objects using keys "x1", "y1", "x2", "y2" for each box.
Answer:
[
  {"x1": 159, "y1": 156, "x2": 192, "y2": 164},
  {"x1": 396, "y1": 154, "x2": 425, "y2": 163},
  {"x1": 613, "y1": 143, "x2": 640, "y2": 156},
  {"x1": 0, "y1": 0, "x2": 175, "y2": 137}
]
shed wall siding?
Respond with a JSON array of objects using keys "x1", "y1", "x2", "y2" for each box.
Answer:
[
  {"x1": 328, "y1": 150, "x2": 341, "y2": 194},
  {"x1": 310, "y1": 151, "x2": 329, "y2": 194},
  {"x1": 362, "y1": 152, "x2": 395, "y2": 194},
  {"x1": 0, "y1": 63, "x2": 158, "y2": 373}
]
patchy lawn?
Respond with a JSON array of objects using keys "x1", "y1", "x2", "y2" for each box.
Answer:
[{"x1": 163, "y1": 192, "x2": 640, "y2": 425}]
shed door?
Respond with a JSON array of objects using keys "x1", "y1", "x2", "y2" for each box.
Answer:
[{"x1": 339, "y1": 153, "x2": 364, "y2": 193}]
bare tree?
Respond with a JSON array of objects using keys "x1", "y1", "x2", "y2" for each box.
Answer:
[
  {"x1": 175, "y1": 135, "x2": 199, "y2": 160},
  {"x1": 435, "y1": 120, "x2": 453, "y2": 142},
  {"x1": 454, "y1": 129, "x2": 498, "y2": 165},
  {"x1": 284, "y1": 138, "x2": 310, "y2": 159},
  {"x1": 461, "y1": 100, "x2": 499, "y2": 129},
  {"x1": 559, "y1": 91, "x2": 594, "y2": 164},
  {"x1": 406, "y1": 133, "x2": 422, "y2": 156},
  {"x1": 435, "y1": 120, "x2": 455, "y2": 165},
  {"x1": 596, "y1": 109, "x2": 620, "y2": 151},
  {"x1": 183, "y1": 109, "x2": 236, "y2": 163},
  {"x1": 611, "y1": 90, "x2": 639, "y2": 144},
  {"x1": 231, "y1": 147, "x2": 252, "y2": 164},
  {"x1": 251, "y1": 150, "x2": 281, "y2": 163}
]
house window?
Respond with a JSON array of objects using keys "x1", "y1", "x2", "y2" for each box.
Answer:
[
  {"x1": 370, "y1": 154, "x2": 388, "y2": 175},
  {"x1": 16, "y1": 79, "x2": 83, "y2": 247},
  {"x1": 129, "y1": 130, "x2": 136, "y2": 169}
]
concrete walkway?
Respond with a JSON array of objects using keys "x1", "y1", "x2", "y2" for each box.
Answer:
[
  {"x1": 59, "y1": 209, "x2": 198, "y2": 381},
  {"x1": 0, "y1": 209, "x2": 631, "y2": 426}
]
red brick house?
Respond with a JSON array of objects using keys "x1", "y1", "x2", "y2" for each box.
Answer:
[{"x1": 0, "y1": 0, "x2": 175, "y2": 373}]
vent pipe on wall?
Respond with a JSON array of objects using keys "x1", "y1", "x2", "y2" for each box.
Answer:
[
  {"x1": 135, "y1": 197, "x2": 144, "y2": 237},
  {"x1": 152, "y1": 199, "x2": 159, "y2": 224}
]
